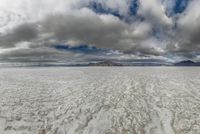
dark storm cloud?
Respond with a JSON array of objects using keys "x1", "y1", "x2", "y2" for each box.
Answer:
[
  {"x1": 42, "y1": 12, "x2": 126, "y2": 49},
  {"x1": 0, "y1": 23, "x2": 38, "y2": 48},
  {"x1": 40, "y1": 10, "x2": 154, "y2": 55},
  {"x1": 0, "y1": 46, "x2": 76, "y2": 62}
]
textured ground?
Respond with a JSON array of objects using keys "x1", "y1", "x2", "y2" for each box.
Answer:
[{"x1": 0, "y1": 67, "x2": 200, "y2": 134}]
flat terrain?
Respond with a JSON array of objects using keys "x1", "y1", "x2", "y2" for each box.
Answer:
[{"x1": 0, "y1": 67, "x2": 200, "y2": 134}]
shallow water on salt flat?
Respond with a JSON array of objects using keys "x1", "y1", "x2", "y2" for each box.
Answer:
[{"x1": 0, "y1": 67, "x2": 200, "y2": 134}]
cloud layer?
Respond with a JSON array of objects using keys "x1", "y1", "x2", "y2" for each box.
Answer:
[{"x1": 0, "y1": 0, "x2": 200, "y2": 63}]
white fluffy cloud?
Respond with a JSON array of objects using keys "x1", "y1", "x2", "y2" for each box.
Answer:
[
  {"x1": 165, "y1": 0, "x2": 200, "y2": 55},
  {"x1": 138, "y1": 0, "x2": 172, "y2": 27}
]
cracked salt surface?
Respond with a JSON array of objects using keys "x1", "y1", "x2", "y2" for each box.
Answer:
[{"x1": 0, "y1": 67, "x2": 200, "y2": 134}]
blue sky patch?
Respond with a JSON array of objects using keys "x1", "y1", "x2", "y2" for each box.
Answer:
[
  {"x1": 173, "y1": 0, "x2": 189, "y2": 14},
  {"x1": 129, "y1": 0, "x2": 138, "y2": 16},
  {"x1": 88, "y1": 2, "x2": 123, "y2": 19},
  {"x1": 54, "y1": 44, "x2": 110, "y2": 54},
  {"x1": 88, "y1": 0, "x2": 139, "y2": 21}
]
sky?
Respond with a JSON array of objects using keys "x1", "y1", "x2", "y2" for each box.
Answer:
[{"x1": 0, "y1": 0, "x2": 200, "y2": 65}]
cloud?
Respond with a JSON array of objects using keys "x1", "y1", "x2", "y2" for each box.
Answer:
[
  {"x1": 16, "y1": 7, "x2": 152, "y2": 55},
  {"x1": 178, "y1": 0, "x2": 200, "y2": 42},
  {"x1": 0, "y1": 46, "x2": 78, "y2": 63},
  {"x1": 41, "y1": 9, "x2": 143, "y2": 50},
  {"x1": 0, "y1": 0, "x2": 200, "y2": 63},
  {"x1": 138, "y1": 0, "x2": 173, "y2": 27},
  {"x1": 0, "y1": 23, "x2": 38, "y2": 48},
  {"x1": 166, "y1": 0, "x2": 200, "y2": 55}
]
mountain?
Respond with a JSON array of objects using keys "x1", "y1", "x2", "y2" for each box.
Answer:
[
  {"x1": 174, "y1": 60, "x2": 200, "y2": 66},
  {"x1": 88, "y1": 61, "x2": 123, "y2": 66}
]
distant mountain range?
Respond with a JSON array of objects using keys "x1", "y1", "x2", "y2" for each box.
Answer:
[
  {"x1": 87, "y1": 60, "x2": 200, "y2": 66},
  {"x1": 87, "y1": 60, "x2": 168, "y2": 66},
  {"x1": 88, "y1": 61, "x2": 123, "y2": 66},
  {"x1": 1, "y1": 60, "x2": 200, "y2": 67},
  {"x1": 174, "y1": 60, "x2": 200, "y2": 66}
]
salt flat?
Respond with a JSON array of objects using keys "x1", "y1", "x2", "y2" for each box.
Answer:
[{"x1": 0, "y1": 67, "x2": 200, "y2": 134}]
